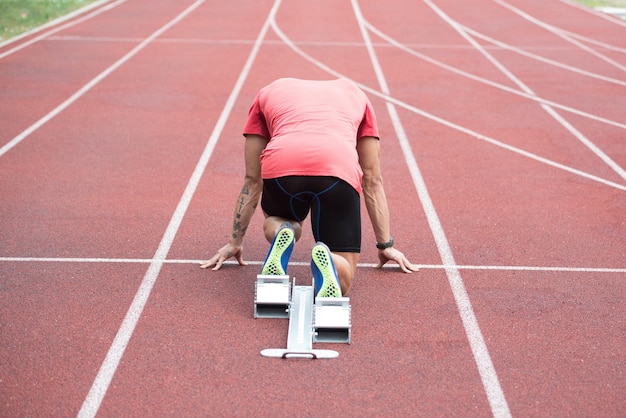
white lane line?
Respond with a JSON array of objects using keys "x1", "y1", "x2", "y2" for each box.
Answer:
[
  {"x1": 424, "y1": 0, "x2": 626, "y2": 182},
  {"x1": 77, "y1": 0, "x2": 282, "y2": 415},
  {"x1": 456, "y1": 25, "x2": 626, "y2": 85},
  {"x1": 0, "y1": 0, "x2": 127, "y2": 59},
  {"x1": 2, "y1": 257, "x2": 625, "y2": 273},
  {"x1": 351, "y1": 1, "x2": 511, "y2": 416},
  {"x1": 48, "y1": 35, "x2": 611, "y2": 51},
  {"x1": 269, "y1": 20, "x2": 626, "y2": 192},
  {"x1": 495, "y1": 0, "x2": 626, "y2": 72},
  {"x1": 362, "y1": 21, "x2": 626, "y2": 121},
  {"x1": 0, "y1": 0, "x2": 172, "y2": 158}
]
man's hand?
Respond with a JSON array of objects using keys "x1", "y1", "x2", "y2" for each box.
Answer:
[
  {"x1": 376, "y1": 247, "x2": 419, "y2": 273},
  {"x1": 200, "y1": 243, "x2": 247, "y2": 270}
]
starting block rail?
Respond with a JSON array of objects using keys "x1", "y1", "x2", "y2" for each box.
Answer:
[{"x1": 256, "y1": 275, "x2": 351, "y2": 359}]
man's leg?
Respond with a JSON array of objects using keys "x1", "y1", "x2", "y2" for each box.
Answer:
[{"x1": 331, "y1": 252, "x2": 358, "y2": 296}]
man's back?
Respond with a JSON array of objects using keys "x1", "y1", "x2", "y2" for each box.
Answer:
[{"x1": 245, "y1": 78, "x2": 379, "y2": 193}]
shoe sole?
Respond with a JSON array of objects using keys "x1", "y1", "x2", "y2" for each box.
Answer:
[
  {"x1": 261, "y1": 227, "x2": 295, "y2": 275},
  {"x1": 312, "y1": 243, "x2": 342, "y2": 298}
]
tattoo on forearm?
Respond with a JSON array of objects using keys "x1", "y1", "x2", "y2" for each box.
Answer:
[{"x1": 233, "y1": 185, "x2": 252, "y2": 240}]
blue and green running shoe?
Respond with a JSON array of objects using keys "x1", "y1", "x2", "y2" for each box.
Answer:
[
  {"x1": 261, "y1": 223, "x2": 295, "y2": 275},
  {"x1": 311, "y1": 242, "x2": 342, "y2": 297}
]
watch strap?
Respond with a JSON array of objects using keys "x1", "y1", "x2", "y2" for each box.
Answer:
[{"x1": 376, "y1": 236, "x2": 394, "y2": 249}]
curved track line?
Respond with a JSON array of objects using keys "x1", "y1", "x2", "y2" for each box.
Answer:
[
  {"x1": 363, "y1": 22, "x2": 626, "y2": 129},
  {"x1": 74, "y1": 0, "x2": 283, "y2": 415},
  {"x1": 457, "y1": 25, "x2": 626, "y2": 84},
  {"x1": 425, "y1": 0, "x2": 626, "y2": 181},
  {"x1": 558, "y1": 31, "x2": 626, "y2": 55},
  {"x1": 536, "y1": 19, "x2": 626, "y2": 55},
  {"x1": 0, "y1": 0, "x2": 127, "y2": 60},
  {"x1": 351, "y1": 1, "x2": 512, "y2": 415},
  {"x1": 495, "y1": 0, "x2": 626, "y2": 72},
  {"x1": 270, "y1": 19, "x2": 626, "y2": 192}
]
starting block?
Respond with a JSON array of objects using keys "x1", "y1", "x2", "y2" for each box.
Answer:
[{"x1": 256, "y1": 275, "x2": 351, "y2": 359}]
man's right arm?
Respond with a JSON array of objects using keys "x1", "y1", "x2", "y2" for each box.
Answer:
[
  {"x1": 201, "y1": 134, "x2": 267, "y2": 270},
  {"x1": 229, "y1": 135, "x2": 267, "y2": 246}
]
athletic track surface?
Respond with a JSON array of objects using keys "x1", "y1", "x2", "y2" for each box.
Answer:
[{"x1": 1, "y1": 0, "x2": 625, "y2": 416}]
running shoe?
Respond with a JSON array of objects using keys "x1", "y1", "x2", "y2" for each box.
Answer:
[
  {"x1": 311, "y1": 242, "x2": 342, "y2": 298},
  {"x1": 261, "y1": 223, "x2": 295, "y2": 275}
]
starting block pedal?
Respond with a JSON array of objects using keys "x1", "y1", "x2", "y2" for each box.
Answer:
[
  {"x1": 313, "y1": 297, "x2": 351, "y2": 344},
  {"x1": 254, "y1": 274, "x2": 290, "y2": 318}
]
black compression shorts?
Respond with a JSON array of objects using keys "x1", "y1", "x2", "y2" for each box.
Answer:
[{"x1": 261, "y1": 176, "x2": 361, "y2": 253}]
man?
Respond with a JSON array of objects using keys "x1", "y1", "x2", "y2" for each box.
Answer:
[{"x1": 201, "y1": 78, "x2": 417, "y2": 296}]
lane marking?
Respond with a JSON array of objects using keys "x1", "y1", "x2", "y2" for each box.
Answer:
[
  {"x1": 2, "y1": 257, "x2": 625, "y2": 273},
  {"x1": 0, "y1": 0, "x2": 127, "y2": 59},
  {"x1": 351, "y1": 1, "x2": 511, "y2": 416},
  {"x1": 362, "y1": 22, "x2": 626, "y2": 120},
  {"x1": 353, "y1": 0, "x2": 512, "y2": 415},
  {"x1": 496, "y1": 0, "x2": 626, "y2": 72},
  {"x1": 0, "y1": 0, "x2": 171, "y2": 158},
  {"x1": 456, "y1": 25, "x2": 626, "y2": 85},
  {"x1": 77, "y1": 0, "x2": 282, "y2": 415},
  {"x1": 270, "y1": 19, "x2": 626, "y2": 192},
  {"x1": 424, "y1": 0, "x2": 626, "y2": 181},
  {"x1": 46, "y1": 34, "x2": 618, "y2": 51}
]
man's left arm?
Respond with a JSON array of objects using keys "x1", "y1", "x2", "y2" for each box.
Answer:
[{"x1": 357, "y1": 136, "x2": 418, "y2": 273}]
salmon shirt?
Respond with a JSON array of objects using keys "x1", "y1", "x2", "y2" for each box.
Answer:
[{"x1": 243, "y1": 78, "x2": 379, "y2": 194}]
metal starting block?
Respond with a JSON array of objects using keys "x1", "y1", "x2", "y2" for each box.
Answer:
[
  {"x1": 257, "y1": 276, "x2": 351, "y2": 359},
  {"x1": 254, "y1": 275, "x2": 290, "y2": 318}
]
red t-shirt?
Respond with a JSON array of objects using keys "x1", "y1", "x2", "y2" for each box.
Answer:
[{"x1": 243, "y1": 78, "x2": 379, "y2": 193}]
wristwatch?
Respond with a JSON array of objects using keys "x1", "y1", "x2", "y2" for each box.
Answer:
[{"x1": 376, "y1": 236, "x2": 394, "y2": 249}]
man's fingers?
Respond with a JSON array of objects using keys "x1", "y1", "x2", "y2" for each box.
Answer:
[
  {"x1": 200, "y1": 258, "x2": 217, "y2": 269},
  {"x1": 399, "y1": 260, "x2": 415, "y2": 273},
  {"x1": 375, "y1": 250, "x2": 419, "y2": 273},
  {"x1": 200, "y1": 252, "x2": 224, "y2": 270},
  {"x1": 396, "y1": 256, "x2": 408, "y2": 272},
  {"x1": 211, "y1": 259, "x2": 224, "y2": 271},
  {"x1": 397, "y1": 255, "x2": 418, "y2": 273}
]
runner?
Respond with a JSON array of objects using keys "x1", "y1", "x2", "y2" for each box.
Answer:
[{"x1": 201, "y1": 78, "x2": 418, "y2": 296}]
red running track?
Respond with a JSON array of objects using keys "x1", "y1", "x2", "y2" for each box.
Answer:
[{"x1": 1, "y1": 0, "x2": 625, "y2": 416}]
